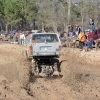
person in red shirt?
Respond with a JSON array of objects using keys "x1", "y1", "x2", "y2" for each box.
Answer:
[{"x1": 85, "y1": 29, "x2": 94, "y2": 49}]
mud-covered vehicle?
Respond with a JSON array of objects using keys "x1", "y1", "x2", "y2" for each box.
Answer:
[{"x1": 29, "y1": 32, "x2": 62, "y2": 77}]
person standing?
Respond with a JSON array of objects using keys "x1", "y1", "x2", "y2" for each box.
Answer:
[
  {"x1": 22, "y1": 31, "x2": 26, "y2": 44},
  {"x1": 10, "y1": 32, "x2": 14, "y2": 44},
  {"x1": 89, "y1": 17, "x2": 94, "y2": 31},
  {"x1": 75, "y1": 24, "x2": 81, "y2": 37},
  {"x1": 19, "y1": 31, "x2": 25, "y2": 45},
  {"x1": 85, "y1": 30, "x2": 94, "y2": 50},
  {"x1": 68, "y1": 24, "x2": 73, "y2": 39},
  {"x1": 78, "y1": 30, "x2": 86, "y2": 50}
]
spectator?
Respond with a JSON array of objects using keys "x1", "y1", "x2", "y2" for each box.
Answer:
[
  {"x1": 10, "y1": 32, "x2": 15, "y2": 44},
  {"x1": 85, "y1": 29, "x2": 94, "y2": 50},
  {"x1": 13, "y1": 30, "x2": 17, "y2": 35},
  {"x1": 78, "y1": 30, "x2": 86, "y2": 50},
  {"x1": 23, "y1": 32, "x2": 26, "y2": 44},
  {"x1": 68, "y1": 24, "x2": 73, "y2": 39},
  {"x1": 75, "y1": 24, "x2": 81, "y2": 37},
  {"x1": 19, "y1": 32, "x2": 25, "y2": 45},
  {"x1": 56, "y1": 31, "x2": 61, "y2": 38},
  {"x1": 89, "y1": 17, "x2": 94, "y2": 31}
]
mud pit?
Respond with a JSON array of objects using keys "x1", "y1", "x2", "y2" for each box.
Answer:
[{"x1": 0, "y1": 43, "x2": 100, "y2": 100}]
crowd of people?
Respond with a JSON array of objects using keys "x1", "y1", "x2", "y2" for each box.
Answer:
[
  {"x1": 0, "y1": 16, "x2": 99, "y2": 51},
  {"x1": 65, "y1": 17, "x2": 96, "y2": 51},
  {"x1": 78, "y1": 29, "x2": 94, "y2": 51},
  {"x1": 10, "y1": 30, "x2": 27, "y2": 45}
]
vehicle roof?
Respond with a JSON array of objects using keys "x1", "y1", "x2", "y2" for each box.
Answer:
[{"x1": 33, "y1": 32, "x2": 58, "y2": 35}]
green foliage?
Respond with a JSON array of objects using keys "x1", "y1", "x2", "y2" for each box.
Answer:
[
  {"x1": 0, "y1": 0, "x2": 38, "y2": 25},
  {"x1": 0, "y1": 1, "x2": 3, "y2": 16},
  {"x1": 0, "y1": 0, "x2": 100, "y2": 31}
]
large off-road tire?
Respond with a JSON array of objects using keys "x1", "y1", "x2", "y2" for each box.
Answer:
[
  {"x1": 31, "y1": 59, "x2": 39, "y2": 76},
  {"x1": 51, "y1": 59, "x2": 60, "y2": 76}
]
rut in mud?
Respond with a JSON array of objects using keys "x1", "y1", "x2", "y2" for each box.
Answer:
[{"x1": 0, "y1": 43, "x2": 100, "y2": 100}]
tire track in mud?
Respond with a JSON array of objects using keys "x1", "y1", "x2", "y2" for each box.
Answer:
[{"x1": 16, "y1": 54, "x2": 35, "y2": 98}]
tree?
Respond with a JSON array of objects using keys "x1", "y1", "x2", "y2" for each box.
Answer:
[
  {"x1": 0, "y1": 0, "x2": 37, "y2": 32},
  {"x1": 0, "y1": 0, "x2": 100, "y2": 32}
]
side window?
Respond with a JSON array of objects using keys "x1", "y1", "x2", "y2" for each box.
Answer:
[{"x1": 32, "y1": 35, "x2": 38, "y2": 43}]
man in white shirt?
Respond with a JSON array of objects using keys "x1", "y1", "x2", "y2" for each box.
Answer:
[{"x1": 19, "y1": 32, "x2": 25, "y2": 45}]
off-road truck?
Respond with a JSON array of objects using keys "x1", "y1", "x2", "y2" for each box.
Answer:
[{"x1": 29, "y1": 32, "x2": 62, "y2": 77}]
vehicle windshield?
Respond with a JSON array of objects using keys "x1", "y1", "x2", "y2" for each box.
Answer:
[{"x1": 32, "y1": 34, "x2": 59, "y2": 43}]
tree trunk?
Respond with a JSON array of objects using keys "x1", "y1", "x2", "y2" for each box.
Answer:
[
  {"x1": 6, "y1": 24, "x2": 8, "y2": 34},
  {"x1": 81, "y1": 0, "x2": 84, "y2": 31},
  {"x1": 65, "y1": 0, "x2": 71, "y2": 33},
  {"x1": 0, "y1": 25, "x2": 2, "y2": 31},
  {"x1": 53, "y1": 21, "x2": 57, "y2": 32},
  {"x1": 41, "y1": 21, "x2": 44, "y2": 32},
  {"x1": 81, "y1": 6, "x2": 84, "y2": 31},
  {"x1": 11, "y1": 24, "x2": 13, "y2": 32},
  {"x1": 67, "y1": 0, "x2": 71, "y2": 25}
]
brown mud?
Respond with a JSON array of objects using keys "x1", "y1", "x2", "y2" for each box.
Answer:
[{"x1": 0, "y1": 43, "x2": 100, "y2": 100}]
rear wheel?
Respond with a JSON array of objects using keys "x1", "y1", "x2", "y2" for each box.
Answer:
[{"x1": 51, "y1": 59, "x2": 61, "y2": 76}]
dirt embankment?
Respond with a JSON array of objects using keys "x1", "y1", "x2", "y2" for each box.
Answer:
[{"x1": 0, "y1": 43, "x2": 100, "y2": 100}]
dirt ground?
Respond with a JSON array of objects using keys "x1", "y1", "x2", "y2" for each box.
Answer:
[{"x1": 0, "y1": 43, "x2": 100, "y2": 100}]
